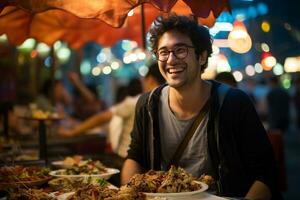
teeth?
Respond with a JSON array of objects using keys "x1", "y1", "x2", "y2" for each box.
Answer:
[{"x1": 168, "y1": 68, "x2": 184, "y2": 74}]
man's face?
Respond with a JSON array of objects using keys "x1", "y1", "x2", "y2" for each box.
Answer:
[{"x1": 157, "y1": 30, "x2": 202, "y2": 89}]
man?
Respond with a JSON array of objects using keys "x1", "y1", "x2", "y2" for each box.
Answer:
[
  {"x1": 58, "y1": 62, "x2": 165, "y2": 158},
  {"x1": 121, "y1": 14, "x2": 282, "y2": 200}
]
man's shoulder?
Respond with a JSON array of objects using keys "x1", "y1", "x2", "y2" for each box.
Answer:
[
  {"x1": 135, "y1": 92, "x2": 151, "y2": 110},
  {"x1": 136, "y1": 84, "x2": 168, "y2": 109},
  {"x1": 219, "y1": 86, "x2": 255, "y2": 112}
]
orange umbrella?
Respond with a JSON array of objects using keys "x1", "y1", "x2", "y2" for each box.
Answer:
[
  {"x1": 0, "y1": 5, "x2": 156, "y2": 48},
  {"x1": 0, "y1": 0, "x2": 230, "y2": 48}
]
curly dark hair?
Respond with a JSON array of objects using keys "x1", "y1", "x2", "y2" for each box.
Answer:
[{"x1": 149, "y1": 14, "x2": 213, "y2": 72}]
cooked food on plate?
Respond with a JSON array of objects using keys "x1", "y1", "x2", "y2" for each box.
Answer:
[
  {"x1": 198, "y1": 174, "x2": 215, "y2": 186},
  {"x1": 62, "y1": 155, "x2": 83, "y2": 166},
  {"x1": 0, "y1": 165, "x2": 51, "y2": 188},
  {"x1": 53, "y1": 159, "x2": 107, "y2": 175},
  {"x1": 7, "y1": 188, "x2": 55, "y2": 200},
  {"x1": 66, "y1": 184, "x2": 146, "y2": 200},
  {"x1": 48, "y1": 177, "x2": 109, "y2": 192},
  {"x1": 127, "y1": 165, "x2": 202, "y2": 193}
]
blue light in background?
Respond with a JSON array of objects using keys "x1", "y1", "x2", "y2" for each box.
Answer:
[
  {"x1": 44, "y1": 57, "x2": 52, "y2": 68},
  {"x1": 216, "y1": 2, "x2": 268, "y2": 23},
  {"x1": 257, "y1": 2, "x2": 268, "y2": 15},
  {"x1": 247, "y1": 6, "x2": 258, "y2": 18}
]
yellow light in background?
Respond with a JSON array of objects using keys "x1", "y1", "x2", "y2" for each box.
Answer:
[
  {"x1": 261, "y1": 55, "x2": 276, "y2": 71},
  {"x1": 254, "y1": 63, "x2": 263, "y2": 73},
  {"x1": 261, "y1": 52, "x2": 276, "y2": 71},
  {"x1": 284, "y1": 57, "x2": 300, "y2": 72},
  {"x1": 228, "y1": 21, "x2": 252, "y2": 54},
  {"x1": 233, "y1": 71, "x2": 243, "y2": 82},
  {"x1": 261, "y1": 43, "x2": 270, "y2": 52},
  {"x1": 17, "y1": 38, "x2": 36, "y2": 51},
  {"x1": 92, "y1": 66, "x2": 101, "y2": 76},
  {"x1": 137, "y1": 52, "x2": 146, "y2": 60},
  {"x1": 54, "y1": 41, "x2": 62, "y2": 51},
  {"x1": 0, "y1": 34, "x2": 7, "y2": 43},
  {"x1": 212, "y1": 45, "x2": 220, "y2": 55},
  {"x1": 201, "y1": 67, "x2": 217, "y2": 80},
  {"x1": 36, "y1": 43, "x2": 50, "y2": 57},
  {"x1": 261, "y1": 21, "x2": 270, "y2": 32},
  {"x1": 139, "y1": 65, "x2": 149, "y2": 77},
  {"x1": 17, "y1": 54, "x2": 25, "y2": 65},
  {"x1": 127, "y1": 9, "x2": 134, "y2": 16},
  {"x1": 216, "y1": 54, "x2": 231, "y2": 73},
  {"x1": 123, "y1": 56, "x2": 131, "y2": 64},
  {"x1": 264, "y1": 56, "x2": 276, "y2": 67},
  {"x1": 57, "y1": 47, "x2": 71, "y2": 63},
  {"x1": 273, "y1": 63, "x2": 284, "y2": 75},
  {"x1": 245, "y1": 65, "x2": 255, "y2": 76},
  {"x1": 111, "y1": 61, "x2": 120, "y2": 70},
  {"x1": 102, "y1": 66, "x2": 112, "y2": 75}
]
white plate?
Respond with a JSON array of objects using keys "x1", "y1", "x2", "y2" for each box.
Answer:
[
  {"x1": 144, "y1": 181, "x2": 208, "y2": 198},
  {"x1": 49, "y1": 168, "x2": 120, "y2": 180}
]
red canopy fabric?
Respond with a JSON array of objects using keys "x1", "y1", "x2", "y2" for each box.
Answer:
[{"x1": 0, "y1": 0, "x2": 230, "y2": 48}]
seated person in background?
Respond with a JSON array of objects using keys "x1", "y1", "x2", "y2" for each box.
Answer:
[
  {"x1": 121, "y1": 14, "x2": 282, "y2": 200},
  {"x1": 36, "y1": 79, "x2": 73, "y2": 116},
  {"x1": 69, "y1": 72, "x2": 106, "y2": 120},
  {"x1": 58, "y1": 62, "x2": 165, "y2": 158}
]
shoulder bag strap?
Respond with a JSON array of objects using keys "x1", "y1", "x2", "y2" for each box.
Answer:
[{"x1": 166, "y1": 98, "x2": 210, "y2": 170}]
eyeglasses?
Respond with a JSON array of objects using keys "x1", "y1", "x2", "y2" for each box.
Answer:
[{"x1": 156, "y1": 44, "x2": 195, "y2": 62}]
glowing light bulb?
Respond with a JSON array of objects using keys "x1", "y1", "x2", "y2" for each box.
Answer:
[{"x1": 228, "y1": 21, "x2": 252, "y2": 54}]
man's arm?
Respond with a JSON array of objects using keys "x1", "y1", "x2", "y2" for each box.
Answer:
[
  {"x1": 68, "y1": 72, "x2": 96, "y2": 103},
  {"x1": 59, "y1": 110, "x2": 112, "y2": 137},
  {"x1": 121, "y1": 159, "x2": 143, "y2": 185},
  {"x1": 245, "y1": 180, "x2": 271, "y2": 200}
]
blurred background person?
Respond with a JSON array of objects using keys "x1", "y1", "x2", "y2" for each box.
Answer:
[
  {"x1": 266, "y1": 76, "x2": 291, "y2": 133},
  {"x1": 58, "y1": 62, "x2": 165, "y2": 158},
  {"x1": 214, "y1": 71, "x2": 237, "y2": 87},
  {"x1": 35, "y1": 79, "x2": 73, "y2": 116},
  {"x1": 68, "y1": 72, "x2": 106, "y2": 120}
]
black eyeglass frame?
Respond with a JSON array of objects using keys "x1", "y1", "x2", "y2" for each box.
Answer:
[{"x1": 155, "y1": 44, "x2": 195, "y2": 62}]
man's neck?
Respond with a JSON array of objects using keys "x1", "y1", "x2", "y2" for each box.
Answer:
[{"x1": 168, "y1": 80, "x2": 211, "y2": 120}]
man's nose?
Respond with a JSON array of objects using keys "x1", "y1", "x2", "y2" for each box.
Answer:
[{"x1": 167, "y1": 51, "x2": 177, "y2": 63}]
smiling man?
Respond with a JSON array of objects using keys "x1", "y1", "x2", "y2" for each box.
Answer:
[{"x1": 121, "y1": 14, "x2": 282, "y2": 200}]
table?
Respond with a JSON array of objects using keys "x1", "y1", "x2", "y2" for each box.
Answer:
[{"x1": 19, "y1": 116, "x2": 62, "y2": 166}]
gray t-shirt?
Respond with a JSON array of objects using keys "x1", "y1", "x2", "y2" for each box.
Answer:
[{"x1": 159, "y1": 86, "x2": 213, "y2": 178}]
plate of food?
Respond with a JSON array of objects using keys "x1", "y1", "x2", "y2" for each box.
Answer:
[
  {"x1": 126, "y1": 166, "x2": 208, "y2": 199},
  {"x1": 144, "y1": 181, "x2": 208, "y2": 198},
  {"x1": 0, "y1": 165, "x2": 51, "y2": 189},
  {"x1": 49, "y1": 168, "x2": 120, "y2": 180}
]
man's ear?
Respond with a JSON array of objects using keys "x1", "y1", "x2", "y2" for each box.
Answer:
[{"x1": 199, "y1": 51, "x2": 207, "y2": 65}]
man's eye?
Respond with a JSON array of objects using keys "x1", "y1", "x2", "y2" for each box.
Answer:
[
  {"x1": 159, "y1": 50, "x2": 169, "y2": 56},
  {"x1": 175, "y1": 47, "x2": 186, "y2": 54}
]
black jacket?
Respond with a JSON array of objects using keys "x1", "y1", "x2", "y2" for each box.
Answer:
[{"x1": 127, "y1": 81, "x2": 282, "y2": 199}]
